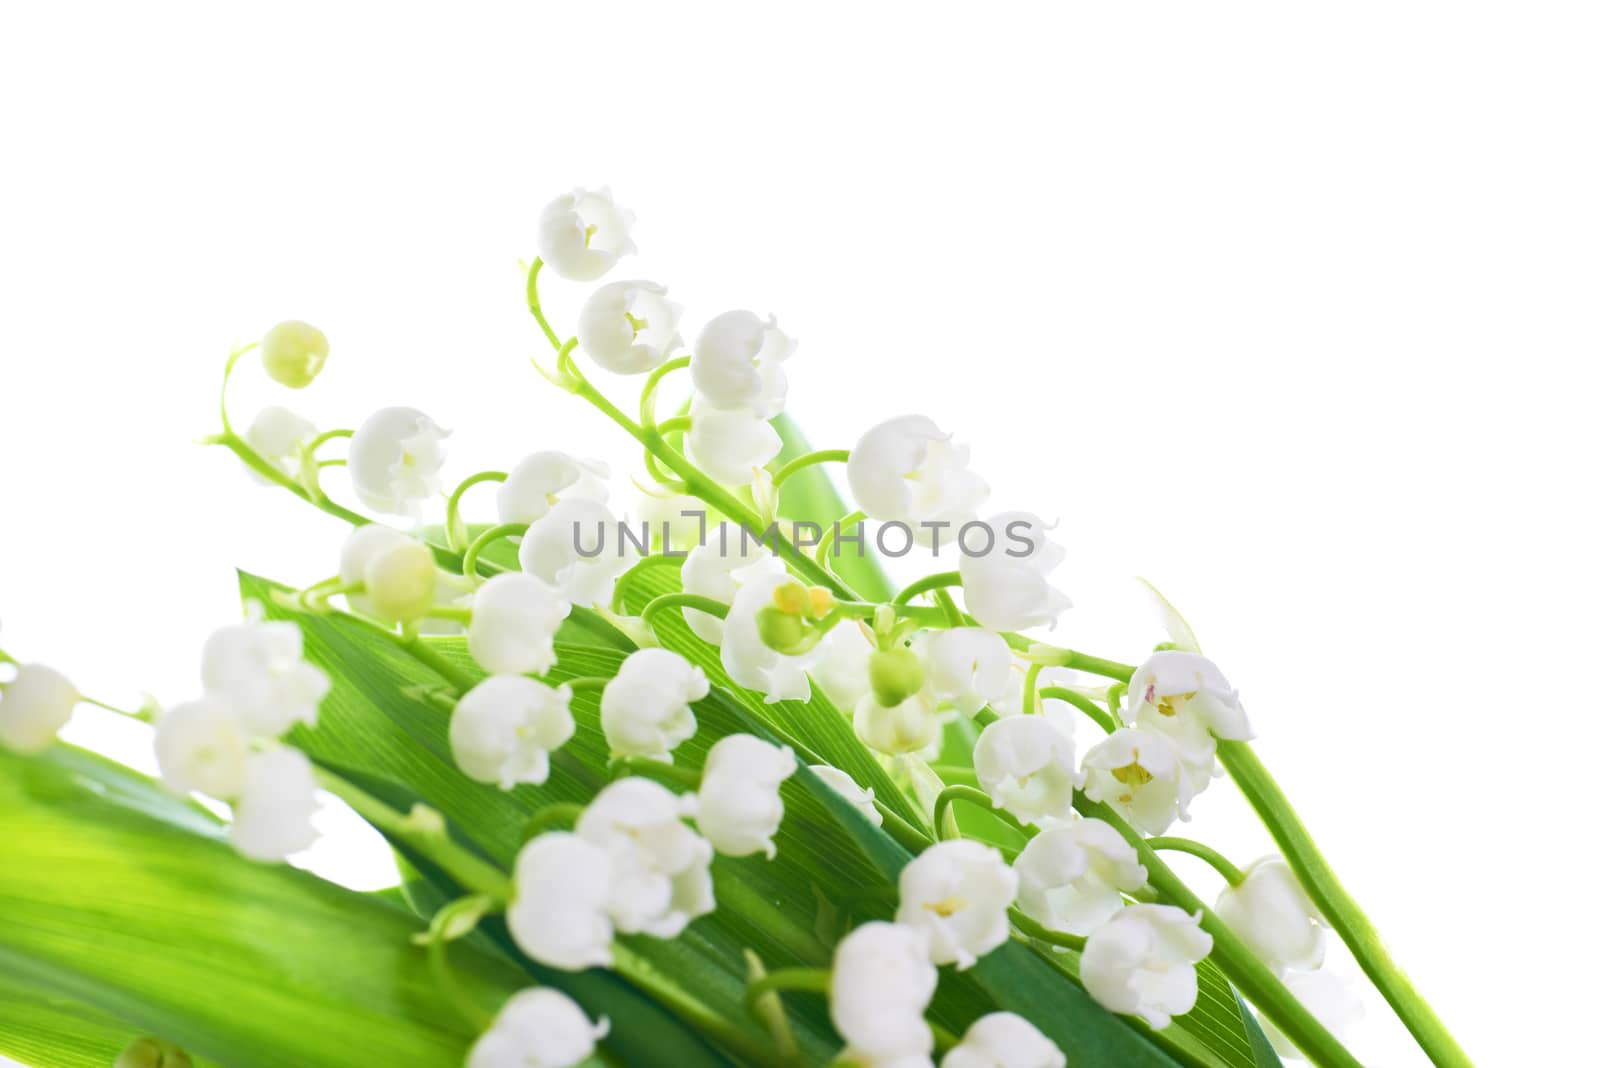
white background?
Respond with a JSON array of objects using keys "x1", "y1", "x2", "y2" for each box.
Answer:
[{"x1": 2, "y1": 4, "x2": 1596, "y2": 1066}]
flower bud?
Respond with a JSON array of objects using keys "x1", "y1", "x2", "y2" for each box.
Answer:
[
  {"x1": 867, "y1": 646, "x2": 924, "y2": 708},
  {"x1": 755, "y1": 604, "x2": 809, "y2": 655},
  {"x1": 259, "y1": 320, "x2": 328, "y2": 389},
  {"x1": 468, "y1": 988, "x2": 609, "y2": 1068},
  {"x1": 0, "y1": 662, "x2": 78, "y2": 754},
  {"x1": 115, "y1": 1037, "x2": 194, "y2": 1068},
  {"x1": 538, "y1": 187, "x2": 636, "y2": 281},
  {"x1": 363, "y1": 539, "x2": 438, "y2": 624}
]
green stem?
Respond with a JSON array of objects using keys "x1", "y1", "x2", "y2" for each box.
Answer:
[
  {"x1": 304, "y1": 427, "x2": 355, "y2": 455},
  {"x1": 655, "y1": 415, "x2": 691, "y2": 436},
  {"x1": 639, "y1": 355, "x2": 691, "y2": 427},
  {"x1": 397, "y1": 635, "x2": 478, "y2": 694},
  {"x1": 521, "y1": 803, "x2": 585, "y2": 842},
  {"x1": 610, "y1": 756, "x2": 702, "y2": 789},
  {"x1": 611, "y1": 553, "x2": 685, "y2": 612},
  {"x1": 640, "y1": 592, "x2": 728, "y2": 633},
  {"x1": 461, "y1": 523, "x2": 528, "y2": 582},
  {"x1": 892, "y1": 570, "x2": 962, "y2": 606},
  {"x1": 1146, "y1": 837, "x2": 1247, "y2": 887},
  {"x1": 210, "y1": 432, "x2": 369, "y2": 528},
  {"x1": 1037, "y1": 686, "x2": 1118, "y2": 735},
  {"x1": 561, "y1": 676, "x2": 611, "y2": 694},
  {"x1": 1022, "y1": 662, "x2": 1044, "y2": 716},
  {"x1": 742, "y1": 968, "x2": 832, "y2": 1013},
  {"x1": 426, "y1": 897, "x2": 498, "y2": 1030},
  {"x1": 931, "y1": 588, "x2": 964, "y2": 628},
  {"x1": 1026, "y1": 646, "x2": 1137, "y2": 684},
  {"x1": 445, "y1": 471, "x2": 508, "y2": 551},
  {"x1": 80, "y1": 695, "x2": 155, "y2": 724},
  {"x1": 524, "y1": 258, "x2": 562, "y2": 350},
  {"x1": 932, "y1": 784, "x2": 1024, "y2": 841},
  {"x1": 874, "y1": 802, "x2": 934, "y2": 853},
  {"x1": 770, "y1": 449, "x2": 850, "y2": 490},
  {"x1": 1218, "y1": 741, "x2": 1472, "y2": 1068},
  {"x1": 1009, "y1": 907, "x2": 1087, "y2": 952},
  {"x1": 815, "y1": 510, "x2": 865, "y2": 572}
]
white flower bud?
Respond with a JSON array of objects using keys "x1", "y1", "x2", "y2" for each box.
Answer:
[
  {"x1": 497, "y1": 451, "x2": 611, "y2": 526},
  {"x1": 811, "y1": 620, "x2": 875, "y2": 711},
  {"x1": 200, "y1": 621, "x2": 328, "y2": 737},
  {"x1": 600, "y1": 648, "x2": 708, "y2": 762},
  {"x1": 720, "y1": 570, "x2": 820, "y2": 703},
  {"x1": 809, "y1": 764, "x2": 882, "y2": 827},
  {"x1": 1014, "y1": 818, "x2": 1147, "y2": 936},
  {"x1": 1080, "y1": 728, "x2": 1192, "y2": 836},
  {"x1": 831, "y1": 922, "x2": 939, "y2": 1065},
  {"x1": 508, "y1": 831, "x2": 617, "y2": 970},
  {"x1": 894, "y1": 840, "x2": 1018, "y2": 969},
  {"x1": 243, "y1": 406, "x2": 316, "y2": 482},
  {"x1": 468, "y1": 988, "x2": 609, "y2": 1068},
  {"x1": 923, "y1": 628, "x2": 1013, "y2": 717},
  {"x1": 679, "y1": 529, "x2": 779, "y2": 644},
  {"x1": 1081, "y1": 905, "x2": 1213, "y2": 1030},
  {"x1": 1214, "y1": 856, "x2": 1325, "y2": 972},
  {"x1": 941, "y1": 1012, "x2": 1065, "y2": 1068},
  {"x1": 468, "y1": 573, "x2": 571, "y2": 676},
  {"x1": 692, "y1": 734, "x2": 796, "y2": 858},
  {"x1": 155, "y1": 696, "x2": 250, "y2": 799},
  {"x1": 1262, "y1": 970, "x2": 1364, "y2": 1059},
  {"x1": 685, "y1": 401, "x2": 781, "y2": 488},
  {"x1": 347, "y1": 407, "x2": 449, "y2": 516},
  {"x1": 537, "y1": 187, "x2": 636, "y2": 281},
  {"x1": 1128, "y1": 651, "x2": 1252, "y2": 776},
  {"x1": 689, "y1": 310, "x2": 795, "y2": 419},
  {"x1": 231, "y1": 746, "x2": 319, "y2": 862},
  {"x1": 519, "y1": 497, "x2": 630, "y2": 608},
  {"x1": 577, "y1": 280, "x2": 683, "y2": 375},
  {"x1": 577, "y1": 778, "x2": 715, "y2": 938},
  {"x1": 958, "y1": 512, "x2": 1070, "y2": 632},
  {"x1": 451, "y1": 676, "x2": 575, "y2": 789},
  {"x1": 847, "y1": 415, "x2": 988, "y2": 531},
  {"x1": 361, "y1": 538, "x2": 438, "y2": 624},
  {"x1": 259, "y1": 320, "x2": 328, "y2": 389},
  {"x1": 855, "y1": 688, "x2": 942, "y2": 757},
  {"x1": 0, "y1": 663, "x2": 78, "y2": 754},
  {"x1": 973, "y1": 713, "x2": 1082, "y2": 826}
]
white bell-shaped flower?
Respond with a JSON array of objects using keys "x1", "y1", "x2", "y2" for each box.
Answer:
[
  {"x1": 600, "y1": 648, "x2": 709, "y2": 762},
  {"x1": 520, "y1": 497, "x2": 630, "y2": 608},
  {"x1": 363, "y1": 539, "x2": 438, "y2": 624},
  {"x1": 537, "y1": 187, "x2": 636, "y2": 281},
  {"x1": 577, "y1": 280, "x2": 683, "y2": 375},
  {"x1": 830, "y1": 922, "x2": 939, "y2": 1067},
  {"x1": 941, "y1": 1012, "x2": 1066, "y2": 1068},
  {"x1": 468, "y1": 573, "x2": 571, "y2": 676},
  {"x1": 450, "y1": 675, "x2": 575, "y2": 789},
  {"x1": 972, "y1": 712, "x2": 1082, "y2": 826},
  {"x1": 1214, "y1": 856, "x2": 1325, "y2": 972},
  {"x1": 154, "y1": 696, "x2": 250, "y2": 799},
  {"x1": 0, "y1": 663, "x2": 78, "y2": 754},
  {"x1": 338, "y1": 525, "x2": 414, "y2": 619},
  {"x1": 231, "y1": 746, "x2": 320, "y2": 862},
  {"x1": 244, "y1": 406, "x2": 316, "y2": 482},
  {"x1": 508, "y1": 831, "x2": 617, "y2": 970},
  {"x1": 692, "y1": 734, "x2": 796, "y2": 858},
  {"x1": 678, "y1": 528, "x2": 781, "y2": 644},
  {"x1": 1080, "y1": 905, "x2": 1213, "y2": 1030},
  {"x1": 958, "y1": 512, "x2": 1070, "y2": 632},
  {"x1": 689, "y1": 310, "x2": 795, "y2": 419},
  {"x1": 468, "y1": 988, "x2": 610, "y2": 1068},
  {"x1": 721, "y1": 569, "x2": 821, "y2": 703},
  {"x1": 685, "y1": 400, "x2": 781, "y2": 488},
  {"x1": 854, "y1": 688, "x2": 942, "y2": 757},
  {"x1": 1128, "y1": 651, "x2": 1252, "y2": 775},
  {"x1": 347, "y1": 407, "x2": 449, "y2": 517},
  {"x1": 812, "y1": 619, "x2": 875, "y2": 711},
  {"x1": 1014, "y1": 818, "x2": 1147, "y2": 936},
  {"x1": 1080, "y1": 727, "x2": 1192, "y2": 835},
  {"x1": 1262, "y1": 970, "x2": 1364, "y2": 1059},
  {"x1": 259, "y1": 320, "x2": 329, "y2": 389},
  {"x1": 497, "y1": 451, "x2": 611, "y2": 526},
  {"x1": 200, "y1": 621, "x2": 329, "y2": 737},
  {"x1": 847, "y1": 415, "x2": 988, "y2": 531},
  {"x1": 809, "y1": 764, "x2": 882, "y2": 827},
  {"x1": 895, "y1": 839, "x2": 1018, "y2": 969},
  {"x1": 576, "y1": 777, "x2": 715, "y2": 938},
  {"x1": 924, "y1": 628, "x2": 1015, "y2": 717}
]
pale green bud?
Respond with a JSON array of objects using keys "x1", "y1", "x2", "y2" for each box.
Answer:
[
  {"x1": 115, "y1": 1037, "x2": 193, "y2": 1068},
  {"x1": 868, "y1": 646, "x2": 925, "y2": 708},
  {"x1": 260, "y1": 320, "x2": 329, "y2": 389},
  {"x1": 364, "y1": 540, "x2": 438, "y2": 623},
  {"x1": 755, "y1": 604, "x2": 809, "y2": 654}
]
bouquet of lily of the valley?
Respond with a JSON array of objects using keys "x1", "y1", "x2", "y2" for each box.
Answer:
[{"x1": 0, "y1": 189, "x2": 1471, "y2": 1068}]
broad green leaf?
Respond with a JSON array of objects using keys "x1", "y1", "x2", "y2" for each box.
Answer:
[{"x1": 0, "y1": 971, "x2": 221, "y2": 1068}]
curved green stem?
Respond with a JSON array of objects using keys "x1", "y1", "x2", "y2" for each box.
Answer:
[
  {"x1": 742, "y1": 968, "x2": 832, "y2": 1013},
  {"x1": 892, "y1": 570, "x2": 962, "y2": 606},
  {"x1": 521, "y1": 803, "x2": 585, "y2": 842},
  {"x1": 1024, "y1": 646, "x2": 1136, "y2": 685},
  {"x1": 425, "y1": 605, "x2": 474, "y2": 626},
  {"x1": 611, "y1": 553, "x2": 685, "y2": 612},
  {"x1": 304, "y1": 427, "x2": 354, "y2": 455},
  {"x1": 1146, "y1": 837, "x2": 1247, "y2": 887},
  {"x1": 426, "y1": 896, "x2": 498, "y2": 1031},
  {"x1": 1009, "y1": 907, "x2": 1087, "y2": 952},
  {"x1": 445, "y1": 471, "x2": 508, "y2": 551},
  {"x1": 873, "y1": 801, "x2": 935, "y2": 853},
  {"x1": 640, "y1": 592, "x2": 728, "y2": 633},
  {"x1": 931, "y1": 588, "x2": 964, "y2": 628},
  {"x1": 396, "y1": 634, "x2": 477, "y2": 694},
  {"x1": 524, "y1": 258, "x2": 562, "y2": 350},
  {"x1": 461, "y1": 523, "x2": 528, "y2": 582},
  {"x1": 209, "y1": 432, "x2": 368, "y2": 528},
  {"x1": 932, "y1": 784, "x2": 1024, "y2": 841},
  {"x1": 1022, "y1": 662, "x2": 1044, "y2": 716},
  {"x1": 770, "y1": 448, "x2": 850, "y2": 490},
  {"x1": 639, "y1": 355, "x2": 691, "y2": 427},
  {"x1": 1037, "y1": 686, "x2": 1118, "y2": 735},
  {"x1": 560, "y1": 676, "x2": 611, "y2": 694},
  {"x1": 655, "y1": 415, "x2": 691, "y2": 436},
  {"x1": 610, "y1": 756, "x2": 702, "y2": 789},
  {"x1": 814, "y1": 510, "x2": 865, "y2": 573}
]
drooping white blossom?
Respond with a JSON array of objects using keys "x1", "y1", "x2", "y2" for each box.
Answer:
[
  {"x1": 685, "y1": 400, "x2": 781, "y2": 488},
  {"x1": 923, "y1": 628, "x2": 1013, "y2": 717},
  {"x1": 1127, "y1": 651, "x2": 1252, "y2": 776},
  {"x1": 519, "y1": 497, "x2": 630, "y2": 608},
  {"x1": 0, "y1": 662, "x2": 78, "y2": 754},
  {"x1": 847, "y1": 415, "x2": 988, "y2": 532},
  {"x1": 972, "y1": 712, "x2": 1082, "y2": 826},
  {"x1": 811, "y1": 619, "x2": 876, "y2": 711},
  {"x1": 1080, "y1": 727, "x2": 1191, "y2": 836},
  {"x1": 600, "y1": 648, "x2": 708, "y2": 762},
  {"x1": 577, "y1": 280, "x2": 683, "y2": 375},
  {"x1": 689, "y1": 310, "x2": 795, "y2": 419},
  {"x1": 361, "y1": 537, "x2": 439, "y2": 625},
  {"x1": 1080, "y1": 905, "x2": 1213, "y2": 1030},
  {"x1": 678, "y1": 529, "x2": 781, "y2": 644},
  {"x1": 1214, "y1": 856, "x2": 1325, "y2": 972},
  {"x1": 244, "y1": 406, "x2": 316, "y2": 482},
  {"x1": 958, "y1": 512, "x2": 1070, "y2": 632},
  {"x1": 231, "y1": 746, "x2": 320, "y2": 862},
  {"x1": 854, "y1": 688, "x2": 942, "y2": 757},
  {"x1": 1262, "y1": 970, "x2": 1364, "y2": 1060},
  {"x1": 809, "y1": 764, "x2": 882, "y2": 827},
  {"x1": 259, "y1": 320, "x2": 328, "y2": 389},
  {"x1": 450, "y1": 676, "x2": 575, "y2": 789},
  {"x1": 1014, "y1": 818, "x2": 1148, "y2": 936},
  {"x1": 497, "y1": 451, "x2": 611, "y2": 526},
  {"x1": 830, "y1": 922, "x2": 939, "y2": 1067},
  {"x1": 338, "y1": 525, "x2": 417, "y2": 619},
  {"x1": 508, "y1": 831, "x2": 617, "y2": 970},
  {"x1": 468, "y1": 572, "x2": 571, "y2": 676},
  {"x1": 154, "y1": 696, "x2": 250, "y2": 799},
  {"x1": 895, "y1": 840, "x2": 1018, "y2": 969},
  {"x1": 347, "y1": 407, "x2": 449, "y2": 516},
  {"x1": 692, "y1": 734, "x2": 796, "y2": 858},
  {"x1": 468, "y1": 988, "x2": 610, "y2": 1068},
  {"x1": 576, "y1": 777, "x2": 715, "y2": 938},
  {"x1": 537, "y1": 187, "x2": 636, "y2": 281},
  {"x1": 200, "y1": 620, "x2": 329, "y2": 737},
  {"x1": 941, "y1": 1012, "x2": 1066, "y2": 1068},
  {"x1": 721, "y1": 569, "x2": 820, "y2": 703}
]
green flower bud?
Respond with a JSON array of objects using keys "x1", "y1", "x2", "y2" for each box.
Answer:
[
  {"x1": 364, "y1": 540, "x2": 438, "y2": 623},
  {"x1": 260, "y1": 320, "x2": 329, "y2": 389},
  {"x1": 115, "y1": 1037, "x2": 193, "y2": 1068},
  {"x1": 868, "y1": 646, "x2": 925, "y2": 708},
  {"x1": 755, "y1": 604, "x2": 809, "y2": 654}
]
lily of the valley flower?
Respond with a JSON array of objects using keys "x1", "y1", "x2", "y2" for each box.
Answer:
[
  {"x1": 1128, "y1": 651, "x2": 1252, "y2": 776},
  {"x1": 468, "y1": 988, "x2": 610, "y2": 1068},
  {"x1": 1214, "y1": 856, "x2": 1325, "y2": 972},
  {"x1": 537, "y1": 187, "x2": 636, "y2": 281},
  {"x1": 692, "y1": 733, "x2": 796, "y2": 858},
  {"x1": 809, "y1": 764, "x2": 882, "y2": 827},
  {"x1": 1080, "y1": 727, "x2": 1191, "y2": 836},
  {"x1": 847, "y1": 415, "x2": 988, "y2": 532},
  {"x1": 689, "y1": 310, "x2": 795, "y2": 419},
  {"x1": 154, "y1": 696, "x2": 250, "y2": 799},
  {"x1": 679, "y1": 530, "x2": 780, "y2": 644},
  {"x1": 0, "y1": 662, "x2": 78, "y2": 754},
  {"x1": 972, "y1": 712, "x2": 1082, "y2": 826},
  {"x1": 450, "y1": 675, "x2": 575, "y2": 789},
  {"x1": 338, "y1": 525, "x2": 418, "y2": 620},
  {"x1": 230, "y1": 746, "x2": 319, "y2": 862},
  {"x1": 243, "y1": 406, "x2": 316, "y2": 482},
  {"x1": 1014, "y1": 818, "x2": 1148, "y2": 936},
  {"x1": 941, "y1": 1012, "x2": 1066, "y2": 1068},
  {"x1": 577, "y1": 280, "x2": 684, "y2": 375},
  {"x1": 347, "y1": 407, "x2": 449, "y2": 517},
  {"x1": 507, "y1": 831, "x2": 617, "y2": 970},
  {"x1": 360, "y1": 537, "x2": 439, "y2": 625},
  {"x1": 855, "y1": 688, "x2": 942, "y2": 757},
  {"x1": 468, "y1": 573, "x2": 571, "y2": 676},
  {"x1": 497, "y1": 451, "x2": 611, "y2": 526},
  {"x1": 895, "y1": 839, "x2": 1018, "y2": 969},
  {"x1": 520, "y1": 497, "x2": 631, "y2": 607},
  {"x1": 958, "y1": 512, "x2": 1070, "y2": 632},
  {"x1": 259, "y1": 320, "x2": 328, "y2": 389},
  {"x1": 721, "y1": 569, "x2": 821, "y2": 702},
  {"x1": 830, "y1": 922, "x2": 939, "y2": 1067},
  {"x1": 923, "y1": 628, "x2": 1013, "y2": 717},
  {"x1": 600, "y1": 648, "x2": 709, "y2": 762},
  {"x1": 1080, "y1": 904, "x2": 1213, "y2": 1030},
  {"x1": 576, "y1": 777, "x2": 715, "y2": 938},
  {"x1": 685, "y1": 399, "x2": 782, "y2": 488},
  {"x1": 1262, "y1": 970, "x2": 1364, "y2": 1059},
  {"x1": 811, "y1": 620, "x2": 876, "y2": 711},
  {"x1": 200, "y1": 620, "x2": 329, "y2": 737}
]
